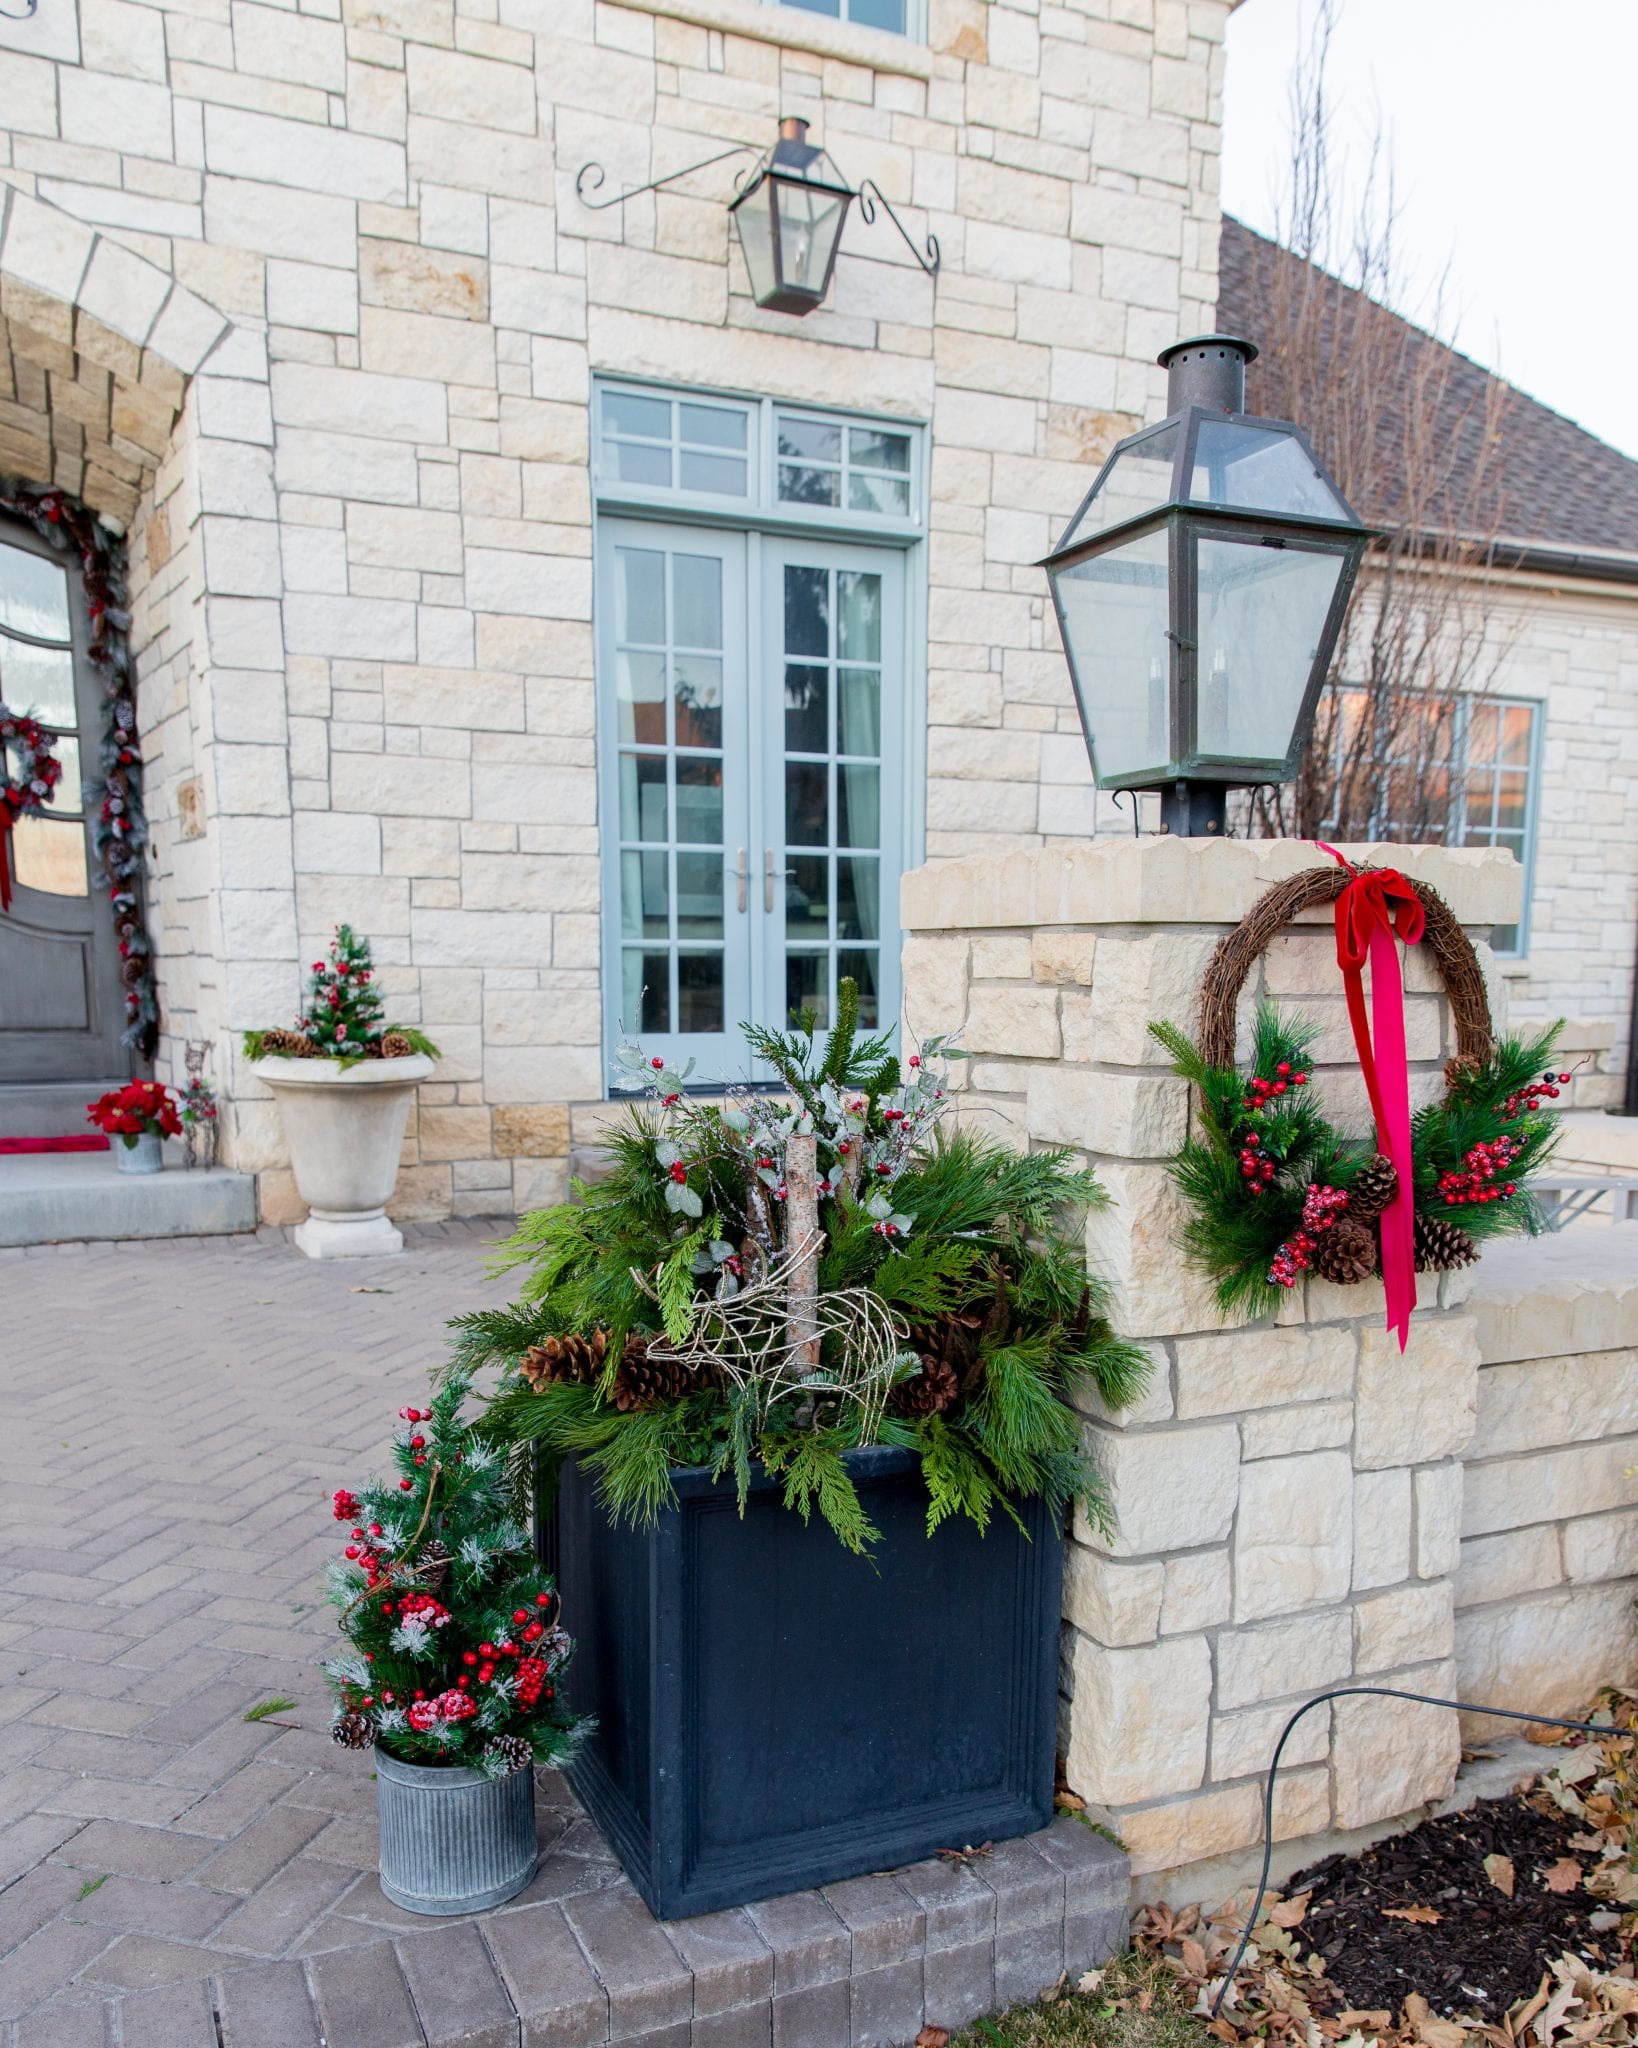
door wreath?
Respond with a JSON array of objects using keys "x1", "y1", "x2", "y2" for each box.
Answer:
[
  {"x1": 1151, "y1": 855, "x2": 1564, "y2": 1338},
  {"x1": 0, "y1": 703, "x2": 63, "y2": 910}
]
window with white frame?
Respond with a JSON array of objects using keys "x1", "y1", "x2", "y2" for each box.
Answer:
[
  {"x1": 1318, "y1": 689, "x2": 1541, "y2": 955},
  {"x1": 766, "y1": 0, "x2": 921, "y2": 38},
  {"x1": 594, "y1": 382, "x2": 925, "y2": 1088}
]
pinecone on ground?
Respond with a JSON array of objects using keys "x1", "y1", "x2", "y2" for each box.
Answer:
[
  {"x1": 485, "y1": 1733, "x2": 534, "y2": 1776},
  {"x1": 261, "y1": 1026, "x2": 318, "y2": 1056},
  {"x1": 519, "y1": 1330, "x2": 608, "y2": 1391},
  {"x1": 331, "y1": 1711, "x2": 372, "y2": 1750},
  {"x1": 1311, "y1": 1216, "x2": 1379, "y2": 1286},
  {"x1": 1349, "y1": 1154, "x2": 1399, "y2": 1220},
  {"x1": 1414, "y1": 1211, "x2": 1480, "y2": 1273},
  {"x1": 381, "y1": 1031, "x2": 414, "y2": 1058},
  {"x1": 417, "y1": 1537, "x2": 451, "y2": 1597},
  {"x1": 610, "y1": 1334, "x2": 699, "y2": 1411}
]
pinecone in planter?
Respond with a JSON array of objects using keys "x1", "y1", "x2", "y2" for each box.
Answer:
[
  {"x1": 1349, "y1": 1154, "x2": 1400, "y2": 1220},
  {"x1": 331, "y1": 1711, "x2": 372, "y2": 1750},
  {"x1": 1311, "y1": 1216, "x2": 1379, "y2": 1286},
  {"x1": 417, "y1": 1537, "x2": 451, "y2": 1597},
  {"x1": 610, "y1": 1335, "x2": 699, "y2": 1411},
  {"x1": 520, "y1": 1330, "x2": 608, "y2": 1391},
  {"x1": 381, "y1": 1031, "x2": 414, "y2": 1058},
  {"x1": 888, "y1": 1348, "x2": 960, "y2": 1419},
  {"x1": 484, "y1": 1732, "x2": 534, "y2": 1776},
  {"x1": 261, "y1": 1026, "x2": 318, "y2": 1056},
  {"x1": 1415, "y1": 1211, "x2": 1480, "y2": 1273}
]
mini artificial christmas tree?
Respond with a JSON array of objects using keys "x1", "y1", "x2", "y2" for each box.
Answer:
[
  {"x1": 323, "y1": 1370, "x2": 584, "y2": 1778},
  {"x1": 301, "y1": 922, "x2": 386, "y2": 1059}
]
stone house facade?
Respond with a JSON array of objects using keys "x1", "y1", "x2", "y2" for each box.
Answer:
[{"x1": 0, "y1": 0, "x2": 1234, "y2": 1221}]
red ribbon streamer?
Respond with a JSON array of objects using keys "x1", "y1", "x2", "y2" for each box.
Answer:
[
  {"x1": 1316, "y1": 844, "x2": 1426, "y2": 1350},
  {"x1": 0, "y1": 814, "x2": 12, "y2": 913}
]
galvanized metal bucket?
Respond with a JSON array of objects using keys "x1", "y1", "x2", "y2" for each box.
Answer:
[{"x1": 374, "y1": 1747, "x2": 537, "y2": 1915}]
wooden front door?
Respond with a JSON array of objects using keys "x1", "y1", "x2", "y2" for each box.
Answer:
[{"x1": 0, "y1": 517, "x2": 131, "y2": 1087}]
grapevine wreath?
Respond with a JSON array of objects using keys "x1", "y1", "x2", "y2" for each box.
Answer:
[
  {"x1": 0, "y1": 703, "x2": 63, "y2": 911},
  {"x1": 1151, "y1": 856, "x2": 1565, "y2": 1331}
]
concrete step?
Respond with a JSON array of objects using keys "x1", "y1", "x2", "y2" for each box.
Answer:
[
  {"x1": 0, "y1": 1080, "x2": 128, "y2": 1140},
  {"x1": 0, "y1": 1148, "x2": 257, "y2": 1246}
]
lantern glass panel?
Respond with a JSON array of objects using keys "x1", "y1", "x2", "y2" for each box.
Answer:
[
  {"x1": 735, "y1": 187, "x2": 779, "y2": 305},
  {"x1": 1192, "y1": 532, "x2": 1347, "y2": 764},
  {"x1": 1051, "y1": 525, "x2": 1171, "y2": 781},
  {"x1": 1188, "y1": 420, "x2": 1349, "y2": 521},
  {"x1": 775, "y1": 177, "x2": 847, "y2": 297},
  {"x1": 1059, "y1": 425, "x2": 1179, "y2": 551}
]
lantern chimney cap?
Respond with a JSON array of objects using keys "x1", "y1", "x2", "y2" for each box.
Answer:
[
  {"x1": 1157, "y1": 333, "x2": 1260, "y2": 415},
  {"x1": 773, "y1": 115, "x2": 821, "y2": 169}
]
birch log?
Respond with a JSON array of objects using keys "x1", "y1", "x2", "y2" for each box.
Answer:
[{"x1": 784, "y1": 1131, "x2": 823, "y2": 1377}]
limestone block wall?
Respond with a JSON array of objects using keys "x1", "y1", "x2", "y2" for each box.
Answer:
[
  {"x1": 0, "y1": 0, "x2": 1234, "y2": 1223},
  {"x1": 1456, "y1": 1237, "x2": 1638, "y2": 1731},
  {"x1": 899, "y1": 836, "x2": 1524, "y2": 1881}
]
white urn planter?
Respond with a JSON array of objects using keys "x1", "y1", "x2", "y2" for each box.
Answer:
[{"x1": 252, "y1": 1054, "x2": 434, "y2": 1260}]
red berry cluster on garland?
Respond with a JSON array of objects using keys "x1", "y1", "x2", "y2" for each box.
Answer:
[
  {"x1": 1267, "y1": 1183, "x2": 1351, "y2": 1289},
  {"x1": 1500, "y1": 1068, "x2": 1574, "y2": 1119},
  {"x1": 1437, "y1": 1133, "x2": 1523, "y2": 1207},
  {"x1": 1242, "y1": 1061, "x2": 1310, "y2": 1113}
]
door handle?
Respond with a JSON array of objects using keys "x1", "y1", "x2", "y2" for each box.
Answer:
[
  {"x1": 764, "y1": 848, "x2": 795, "y2": 913},
  {"x1": 731, "y1": 848, "x2": 747, "y2": 914}
]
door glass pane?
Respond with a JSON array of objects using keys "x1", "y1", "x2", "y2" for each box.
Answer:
[
  {"x1": 837, "y1": 764, "x2": 879, "y2": 847},
  {"x1": 621, "y1": 849, "x2": 669, "y2": 939},
  {"x1": 786, "y1": 853, "x2": 829, "y2": 937},
  {"x1": 616, "y1": 651, "x2": 666, "y2": 745},
  {"x1": 675, "y1": 759, "x2": 723, "y2": 843},
  {"x1": 837, "y1": 572, "x2": 880, "y2": 662},
  {"x1": 617, "y1": 548, "x2": 666, "y2": 644},
  {"x1": 42, "y1": 734, "x2": 80, "y2": 813},
  {"x1": 785, "y1": 761, "x2": 828, "y2": 845},
  {"x1": 619, "y1": 754, "x2": 668, "y2": 841},
  {"x1": 786, "y1": 951, "x2": 828, "y2": 1027},
  {"x1": 785, "y1": 665, "x2": 828, "y2": 753},
  {"x1": 673, "y1": 554, "x2": 722, "y2": 650},
  {"x1": 784, "y1": 566, "x2": 829, "y2": 656},
  {"x1": 677, "y1": 953, "x2": 724, "y2": 1032},
  {"x1": 836, "y1": 857, "x2": 879, "y2": 940},
  {"x1": 837, "y1": 948, "x2": 879, "y2": 1027},
  {"x1": 0, "y1": 639, "x2": 77, "y2": 725},
  {"x1": 675, "y1": 852, "x2": 724, "y2": 938},
  {"x1": 673, "y1": 655, "x2": 722, "y2": 749},
  {"x1": 0, "y1": 542, "x2": 72, "y2": 641},
  {"x1": 11, "y1": 813, "x2": 88, "y2": 896},
  {"x1": 838, "y1": 670, "x2": 880, "y2": 757},
  {"x1": 624, "y1": 950, "x2": 671, "y2": 1034}
]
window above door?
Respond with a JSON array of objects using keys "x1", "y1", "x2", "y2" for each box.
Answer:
[{"x1": 593, "y1": 381, "x2": 926, "y2": 543}]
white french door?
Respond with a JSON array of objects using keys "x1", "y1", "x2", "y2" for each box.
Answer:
[{"x1": 597, "y1": 519, "x2": 905, "y2": 1086}]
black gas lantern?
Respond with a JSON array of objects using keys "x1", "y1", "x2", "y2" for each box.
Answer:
[
  {"x1": 729, "y1": 118, "x2": 854, "y2": 316},
  {"x1": 1042, "y1": 335, "x2": 1370, "y2": 835}
]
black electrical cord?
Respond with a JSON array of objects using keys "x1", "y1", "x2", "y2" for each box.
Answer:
[{"x1": 1210, "y1": 1685, "x2": 1624, "y2": 2018}]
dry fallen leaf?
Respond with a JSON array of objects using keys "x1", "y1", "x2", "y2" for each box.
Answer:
[
  {"x1": 915, "y1": 2029, "x2": 949, "y2": 2048},
  {"x1": 1541, "y1": 1857, "x2": 1583, "y2": 1893},
  {"x1": 1180, "y1": 1937, "x2": 1209, "y2": 1979},
  {"x1": 1484, "y1": 1852, "x2": 1517, "y2": 1899},
  {"x1": 1267, "y1": 1891, "x2": 1310, "y2": 1929},
  {"x1": 1054, "y1": 1789, "x2": 1086, "y2": 1812},
  {"x1": 1077, "y1": 1970, "x2": 1104, "y2": 1994},
  {"x1": 1382, "y1": 1904, "x2": 1442, "y2": 1924}
]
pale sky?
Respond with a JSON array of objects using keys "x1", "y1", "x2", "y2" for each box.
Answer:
[{"x1": 1221, "y1": 0, "x2": 1638, "y2": 460}]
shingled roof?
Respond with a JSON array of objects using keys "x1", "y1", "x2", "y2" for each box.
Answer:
[{"x1": 1217, "y1": 216, "x2": 1638, "y2": 567}]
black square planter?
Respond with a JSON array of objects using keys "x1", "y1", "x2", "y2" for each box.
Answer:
[{"x1": 542, "y1": 1445, "x2": 1063, "y2": 1920}]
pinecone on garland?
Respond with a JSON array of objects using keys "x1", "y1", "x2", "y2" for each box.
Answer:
[
  {"x1": 1414, "y1": 1211, "x2": 1480, "y2": 1273},
  {"x1": 331, "y1": 1711, "x2": 372, "y2": 1750},
  {"x1": 485, "y1": 1732, "x2": 534, "y2": 1776},
  {"x1": 1349, "y1": 1154, "x2": 1400, "y2": 1220},
  {"x1": 1311, "y1": 1216, "x2": 1379, "y2": 1286},
  {"x1": 262, "y1": 1026, "x2": 318, "y2": 1056},
  {"x1": 520, "y1": 1330, "x2": 608, "y2": 1391},
  {"x1": 610, "y1": 1334, "x2": 699, "y2": 1411},
  {"x1": 417, "y1": 1537, "x2": 451, "y2": 1597},
  {"x1": 381, "y1": 1031, "x2": 414, "y2": 1058}
]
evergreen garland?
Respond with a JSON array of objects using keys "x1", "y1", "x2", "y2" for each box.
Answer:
[
  {"x1": 1152, "y1": 1002, "x2": 1566, "y2": 1320},
  {"x1": 458, "y1": 983, "x2": 1149, "y2": 1554},
  {"x1": 322, "y1": 1371, "x2": 585, "y2": 1776}
]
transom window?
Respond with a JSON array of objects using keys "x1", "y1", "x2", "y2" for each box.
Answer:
[
  {"x1": 767, "y1": 0, "x2": 920, "y2": 36},
  {"x1": 776, "y1": 414, "x2": 913, "y2": 517},
  {"x1": 600, "y1": 390, "x2": 751, "y2": 500}
]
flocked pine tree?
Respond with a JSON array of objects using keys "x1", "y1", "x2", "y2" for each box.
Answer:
[
  {"x1": 300, "y1": 923, "x2": 385, "y2": 1058},
  {"x1": 323, "y1": 1371, "x2": 585, "y2": 1777}
]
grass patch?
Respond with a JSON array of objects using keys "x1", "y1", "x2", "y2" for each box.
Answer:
[
  {"x1": 76, "y1": 1875, "x2": 107, "y2": 1901},
  {"x1": 243, "y1": 1697, "x2": 298, "y2": 1723},
  {"x1": 950, "y1": 1951, "x2": 1210, "y2": 2048}
]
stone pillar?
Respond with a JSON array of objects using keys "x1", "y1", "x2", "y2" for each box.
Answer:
[{"x1": 899, "y1": 837, "x2": 1523, "y2": 1883}]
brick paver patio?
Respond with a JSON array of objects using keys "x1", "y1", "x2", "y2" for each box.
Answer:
[{"x1": 0, "y1": 1224, "x2": 1127, "y2": 2048}]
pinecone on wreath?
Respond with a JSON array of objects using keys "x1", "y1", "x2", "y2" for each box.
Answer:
[
  {"x1": 331, "y1": 1711, "x2": 372, "y2": 1750},
  {"x1": 1349, "y1": 1154, "x2": 1399, "y2": 1220},
  {"x1": 484, "y1": 1732, "x2": 534, "y2": 1776},
  {"x1": 1414, "y1": 1212, "x2": 1480, "y2": 1273},
  {"x1": 520, "y1": 1330, "x2": 608, "y2": 1390},
  {"x1": 1311, "y1": 1216, "x2": 1379, "y2": 1286},
  {"x1": 610, "y1": 1334, "x2": 699, "y2": 1410}
]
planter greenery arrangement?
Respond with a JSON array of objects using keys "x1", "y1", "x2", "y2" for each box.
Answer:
[
  {"x1": 246, "y1": 924, "x2": 438, "y2": 1259},
  {"x1": 323, "y1": 1374, "x2": 583, "y2": 1915},
  {"x1": 457, "y1": 981, "x2": 1146, "y2": 1916}
]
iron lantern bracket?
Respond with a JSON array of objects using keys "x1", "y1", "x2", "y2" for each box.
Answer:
[
  {"x1": 855, "y1": 178, "x2": 940, "y2": 278},
  {"x1": 0, "y1": 0, "x2": 39, "y2": 17}
]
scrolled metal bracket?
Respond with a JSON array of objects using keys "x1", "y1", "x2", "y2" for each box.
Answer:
[
  {"x1": 856, "y1": 178, "x2": 940, "y2": 279},
  {"x1": 0, "y1": 0, "x2": 40, "y2": 19},
  {"x1": 575, "y1": 145, "x2": 760, "y2": 213}
]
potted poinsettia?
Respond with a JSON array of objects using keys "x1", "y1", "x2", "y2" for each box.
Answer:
[
  {"x1": 86, "y1": 1079, "x2": 183, "y2": 1175},
  {"x1": 456, "y1": 981, "x2": 1148, "y2": 1918},
  {"x1": 246, "y1": 924, "x2": 438, "y2": 1259},
  {"x1": 324, "y1": 1373, "x2": 584, "y2": 1914}
]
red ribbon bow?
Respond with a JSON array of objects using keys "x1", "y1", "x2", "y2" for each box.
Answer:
[{"x1": 1317, "y1": 845, "x2": 1426, "y2": 1350}]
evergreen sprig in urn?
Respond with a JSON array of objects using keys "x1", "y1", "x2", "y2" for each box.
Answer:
[{"x1": 460, "y1": 978, "x2": 1149, "y2": 1554}]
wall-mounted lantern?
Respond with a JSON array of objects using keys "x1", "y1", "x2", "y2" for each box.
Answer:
[
  {"x1": 575, "y1": 115, "x2": 938, "y2": 316},
  {"x1": 1041, "y1": 335, "x2": 1371, "y2": 837}
]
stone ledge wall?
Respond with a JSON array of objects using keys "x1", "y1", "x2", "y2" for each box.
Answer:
[
  {"x1": 899, "y1": 836, "x2": 1573, "y2": 1883},
  {"x1": 1456, "y1": 1235, "x2": 1638, "y2": 1733}
]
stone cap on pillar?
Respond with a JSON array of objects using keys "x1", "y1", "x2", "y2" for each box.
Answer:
[{"x1": 899, "y1": 839, "x2": 1523, "y2": 933}]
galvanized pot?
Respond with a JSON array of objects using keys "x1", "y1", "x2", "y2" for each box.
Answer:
[
  {"x1": 374, "y1": 1747, "x2": 537, "y2": 1915},
  {"x1": 115, "y1": 1130, "x2": 163, "y2": 1175}
]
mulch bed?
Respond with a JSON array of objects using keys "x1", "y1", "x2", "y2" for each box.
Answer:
[{"x1": 1289, "y1": 1794, "x2": 1620, "y2": 2019}]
